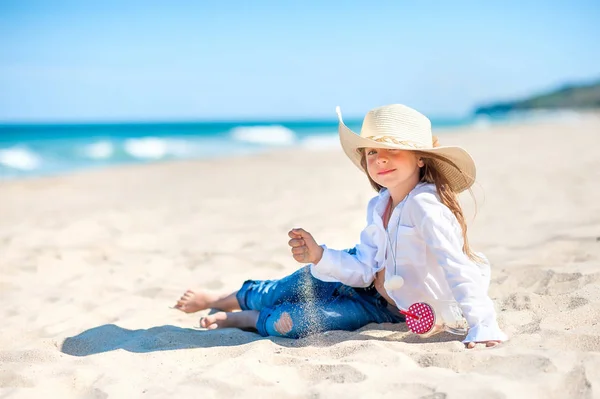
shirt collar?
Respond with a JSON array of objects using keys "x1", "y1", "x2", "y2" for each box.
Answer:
[{"x1": 373, "y1": 182, "x2": 432, "y2": 222}]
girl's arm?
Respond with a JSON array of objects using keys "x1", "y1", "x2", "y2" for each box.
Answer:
[
  {"x1": 412, "y1": 193, "x2": 508, "y2": 344},
  {"x1": 309, "y1": 197, "x2": 380, "y2": 287},
  {"x1": 310, "y1": 229, "x2": 378, "y2": 287}
]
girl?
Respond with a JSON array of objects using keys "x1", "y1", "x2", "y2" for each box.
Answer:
[{"x1": 174, "y1": 104, "x2": 507, "y2": 348}]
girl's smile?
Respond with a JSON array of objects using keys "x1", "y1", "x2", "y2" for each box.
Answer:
[{"x1": 377, "y1": 168, "x2": 396, "y2": 176}]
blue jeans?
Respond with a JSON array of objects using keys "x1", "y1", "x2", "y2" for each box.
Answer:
[{"x1": 236, "y1": 266, "x2": 405, "y2": 338}]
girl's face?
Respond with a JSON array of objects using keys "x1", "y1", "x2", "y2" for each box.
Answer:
[{"x1": 364, "y1": 148, "x2": 424, "y2": 190}]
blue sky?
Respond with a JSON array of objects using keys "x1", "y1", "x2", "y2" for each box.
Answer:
[{"x1": 1, "y1": 0, "x2": 599, "y2": 122}]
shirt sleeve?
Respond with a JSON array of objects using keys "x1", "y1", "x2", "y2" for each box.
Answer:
[
  {"x1": 410, "y1": 192, "x2": 508, "y2": 343},
  {"x1": 309, "y1": 197, "x2": 379, "y2": 288}
]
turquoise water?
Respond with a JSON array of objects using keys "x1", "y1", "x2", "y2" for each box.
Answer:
[{"x1": 0, "y1": 117, "x2": 474, "y2": 179}]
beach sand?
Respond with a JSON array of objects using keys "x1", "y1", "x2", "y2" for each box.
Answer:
[{"x1": 1, "y1": 115, "x2": 600, "y2": 398}]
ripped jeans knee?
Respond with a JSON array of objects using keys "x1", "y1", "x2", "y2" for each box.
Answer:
[
  {"x1": 257, "y1": 306, "x2": 310, "y2": 338},
  {"x1": 273, "y1": 312, "x2": 293, "y2": 335}
]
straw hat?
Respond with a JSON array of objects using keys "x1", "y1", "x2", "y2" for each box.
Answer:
[{"x1": 336, "y1": 104, "x2": 476, "y2": 193}]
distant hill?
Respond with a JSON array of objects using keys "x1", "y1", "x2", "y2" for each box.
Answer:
[{"x1": 474, "y1": 79, "x2": 600, "y2": 115}]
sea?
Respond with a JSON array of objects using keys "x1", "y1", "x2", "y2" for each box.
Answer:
[{"x1": 0, "y1": 112, "x2": 570, "y2": 180}]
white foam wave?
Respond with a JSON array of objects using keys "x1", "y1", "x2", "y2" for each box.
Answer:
[
  {"x1": 123, "y1": 137, "x2": 197, "y2": 160},
  {"x1": 472, "y1": 110, "x2": 585, "y2": 130},
  {"x1": 230, "y1": 125, "x2": 296, "y2": 146},
  {"x1": 472, "y1": 116, "x2": 492, "y2": 130},
  {"x1": 163, "y1": 139, "x2": 198, "y2": 157},
  {"x1": 517, "y1": 109, "x2": 584, "y2": 124},
  {"x1": 84, "y1": 140, "x2": 114, "y2": 159},
  {"x1": 0, "y1": 147, "x2": 42, "y2": 170},
  {"x1": 300, "y1": 135, "x2": 339, "y2": 151}
]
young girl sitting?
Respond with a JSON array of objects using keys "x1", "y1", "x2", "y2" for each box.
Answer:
[{"x1": 174, "y1": 104, "x2": 508, "y2": 348}]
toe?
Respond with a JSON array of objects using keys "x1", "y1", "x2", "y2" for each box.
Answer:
[{"x1": 200, "y1": 315, "x2": 219, "y2": 328}]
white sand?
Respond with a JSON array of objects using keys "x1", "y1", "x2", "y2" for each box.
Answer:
[{"x1": 1, "y1": 115, "x2": 600, "y2": 398}]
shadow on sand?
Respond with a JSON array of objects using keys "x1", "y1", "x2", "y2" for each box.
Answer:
[{"x1": 60, "y1": 323, "x2": 463, "y2": 356}]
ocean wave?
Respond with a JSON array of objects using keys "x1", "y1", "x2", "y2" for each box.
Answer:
[
  {"x1": 229, "y1": 125, "x2": 296, "y2": 146},
  {"x1": 0, "y1": 147, "x2": 42, "y2": 170},
  {"x1": 83, "y1": 140, "x2": 115, "y2": 159},
  {"x1": 470, "y1": 110, "x2": 585, "y2": 129},
  {"x1": 300, "y1": 135, "x2": 339, "y2": 151},
  {"x1": 123, "y1": 137, "x2": 198, "y2": 160}
]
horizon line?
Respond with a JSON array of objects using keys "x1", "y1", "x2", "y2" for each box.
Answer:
[{"x1": 0, "y1": 114, "x2": 474, "y2": 127}]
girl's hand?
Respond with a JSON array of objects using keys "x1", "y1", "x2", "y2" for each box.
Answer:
[
  {"x1": 288, "y1": 228, "x2": 324, "y2": 264},
  {"x1": 465, "y1": 340, "x2": 502, "y2": 349}
]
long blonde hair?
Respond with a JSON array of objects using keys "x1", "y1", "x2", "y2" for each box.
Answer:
[{"x1": 359, "y1": 149, "x2": 479, "y2": 261}]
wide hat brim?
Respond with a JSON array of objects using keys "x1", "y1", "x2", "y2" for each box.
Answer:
[{"x1": 336, "y1": 106, "x2": 476, "y2": 193}]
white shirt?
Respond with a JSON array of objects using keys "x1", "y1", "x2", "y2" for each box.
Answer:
[{"x1": 310, "y1": 183, "x2": 508, "y2": 343}]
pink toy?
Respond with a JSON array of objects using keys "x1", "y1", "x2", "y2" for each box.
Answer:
[{"x1": 400, "y1": 302, "x2": 436, "y2": 335}]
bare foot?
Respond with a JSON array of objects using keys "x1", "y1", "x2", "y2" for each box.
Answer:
[
  {"x1": 174, "y1": 289, "x2": 218, "y2": 313},
  {"x1": 200, "y1": 310, "x2": 259, "y2": 330},
  {"x1": 174, "y1": 289, "x2": 241, "y2": 313}
]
